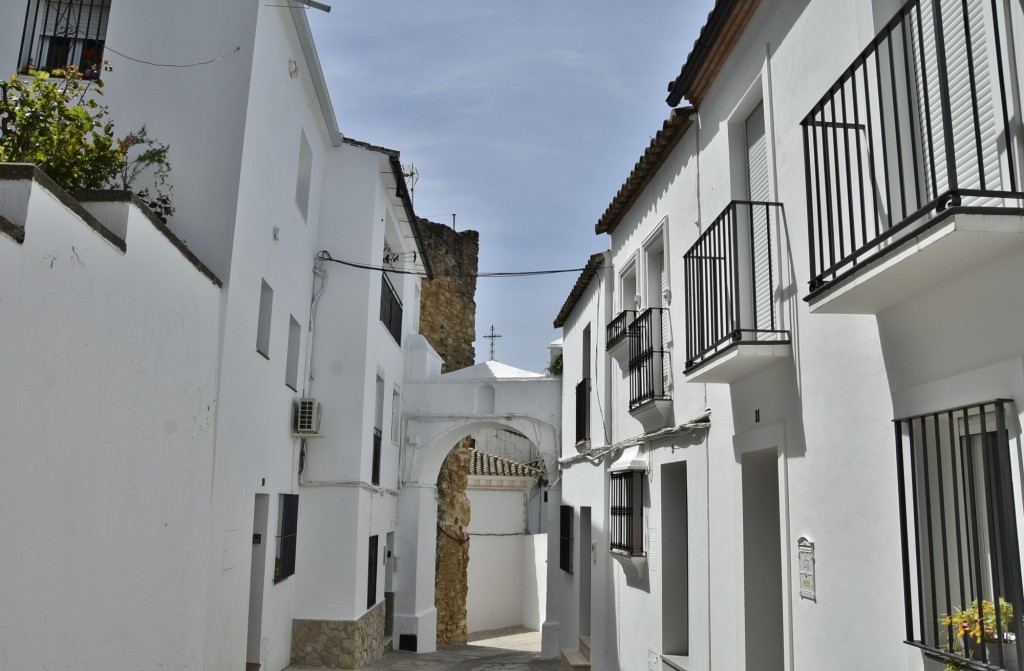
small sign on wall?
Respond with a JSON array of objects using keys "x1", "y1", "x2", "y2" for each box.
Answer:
[{"x1": 798, "y1": 536, "x2": 816, "y2": 601}]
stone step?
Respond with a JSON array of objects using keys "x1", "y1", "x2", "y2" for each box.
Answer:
[
  {"x1": 579, "y1": 635, "x2": 590, "y2": 661},
  {"x1": 561, "y1": 648, "x2": 591, "y2": 671}
]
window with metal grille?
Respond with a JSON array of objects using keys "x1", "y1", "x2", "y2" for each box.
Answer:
[
  {"x1": 367, "y1": 535, "x2": 379, "y2": 609},
  {"x1": 575, "y1": 379, "x2": 591, "y2": 444},
  {"x1": 895, "y1": 400, "x2": 1023, "y2": 669},
  {"x1": 371, "y1": 427, "x2": 382, "y2": 486},
  {"x1": 559, "y1": 505, "x2": 573, "y2": 573},
  {"x1": 274, "y1": 494, "x2": 299, "y2": 583},
  {"x1": 610, "y1": 471, "x2": 644, "y2": 556},
  {"x1": 18, "y1": 1, "x2": 110, "y2": 77},
  {"x1": 380, "y1": 275, "x2": 402, "y2": 344}
]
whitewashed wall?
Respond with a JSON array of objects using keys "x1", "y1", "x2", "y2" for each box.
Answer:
[{"x1": 0, "y1": 172, "x2": 221, "y2": 670}]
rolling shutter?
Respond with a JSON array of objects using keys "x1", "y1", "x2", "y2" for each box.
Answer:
[{"x1": 745, "y1": 102, "x2": 773, "y2": 331}]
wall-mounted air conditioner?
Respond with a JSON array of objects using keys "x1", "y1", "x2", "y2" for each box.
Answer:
[{"x1": 293, "y1": 397, "x2": 323, "y2": 437}]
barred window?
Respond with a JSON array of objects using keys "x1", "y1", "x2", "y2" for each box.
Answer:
[
  {"x1": 18, "y1": 1, "x2": 111, "y2": 78},
  {"x1": 274, "y1": 494, "x2": 299, "y2": 583},
  {"x1": 610, "y1": 470, "x2": 644, "y2": 556},
  {"x1": 896, "y1": 400, "x2": 1023, "y2": 669}
]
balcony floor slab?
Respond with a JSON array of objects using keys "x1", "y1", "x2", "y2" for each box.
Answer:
[
  {"x1": 684, "y1": 343, "x2": 791, "y2": 384},
  {"x1": 807, "y1": 211, "x2": 1024, "y2": 315}
]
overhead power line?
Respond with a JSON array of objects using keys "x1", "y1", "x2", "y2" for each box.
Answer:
[{"x1": 316, "y1": 251, "x2": 597, "y2": 279}]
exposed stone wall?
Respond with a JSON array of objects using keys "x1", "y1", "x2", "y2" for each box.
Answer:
[
  {"x1": 290, "y1": 601, "x2": 388, "y2": 669},
  {"x1": 435, "y1": 437, "x2": 473, "y2": 645},
  {"x1": 417, "y1": 219, "x2": 478, "y2": 373}
]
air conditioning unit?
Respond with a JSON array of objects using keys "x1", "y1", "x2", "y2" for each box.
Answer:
[{"x1": 293, "y1": 397, "x2": 323, "y2": 437}]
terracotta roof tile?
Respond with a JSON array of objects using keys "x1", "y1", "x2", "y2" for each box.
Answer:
[{"x1": 469, "y1": 449, "x2": 544, "y2": 478}]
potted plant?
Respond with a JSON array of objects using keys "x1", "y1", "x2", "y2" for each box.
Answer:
[{"x1": 940, "y1": 598, "x2": 1017, "y2": 670}]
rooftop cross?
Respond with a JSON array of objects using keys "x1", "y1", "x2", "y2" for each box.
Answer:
[{"x1": 483, "y1": 324, "x2": 502, "y2": 361}]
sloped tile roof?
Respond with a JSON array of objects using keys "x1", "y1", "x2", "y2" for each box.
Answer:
[
  {"x1": 666, "y1": 0, "x2": 762, "y2": 107},
  {"x1": 553, "y1": 252, "x2": 607, "y2": 329},
  {"x1": 595, "y1": 107, "x2": 695, "y2": 235},
  {"x1": 469, "y1": 449, "x2": 544, "y2": 478}
]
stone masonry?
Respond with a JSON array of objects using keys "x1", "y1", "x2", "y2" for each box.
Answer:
[
  {"x1": 435, "y1": 437, "x2": 473, "y2": 645},
  {"x1": 416, "y1": 217, "x2": 480, "y2": 647},
  {"x1": 417, "y1": 218, "x2": 478, "y2": 374},
  {"x1": 290, "y1": 602, "x2": 388, "y2": 669}
]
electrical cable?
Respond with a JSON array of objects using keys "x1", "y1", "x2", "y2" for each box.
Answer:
[
  {"x1": 104, "y1": 45, "x2": 241, "y2": 68},
  {"x1": 316, "y1": 249, "x2": 601, "y2": 279}
]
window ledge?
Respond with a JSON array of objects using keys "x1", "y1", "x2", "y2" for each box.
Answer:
[
  {"x1": 661, "y1": 654, "x2": 690, "y2": 671},
  {"x1": 256, "y1": 348, "x2": 270, "y2": 360}
]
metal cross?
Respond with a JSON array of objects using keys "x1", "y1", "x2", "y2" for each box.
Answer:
[{"x1": 483, "y1": 324, "x2": 502, "y2": 361}]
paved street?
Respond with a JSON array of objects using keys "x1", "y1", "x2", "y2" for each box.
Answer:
[{"x1": 365, "y1": 628, "x2": 560, "y2": 671}]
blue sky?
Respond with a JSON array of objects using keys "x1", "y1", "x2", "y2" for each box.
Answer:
[{"x1": 308, "y1": 1, "x2": 714, "y2": 372}]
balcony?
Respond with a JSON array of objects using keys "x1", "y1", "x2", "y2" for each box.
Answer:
[
  {"x1": 683, "y1": 201, "x2": 791, "y2": 383},
  {"x1": 575, "y1": 378, "x2": 591, "y2": 448},
  {"x1": 18, "y1": 0, "x2": 110, "y2": 77},
  {"x1": 606, "y1": 309, "x2": 636, "y2": 368},
  {"x1": 628, "y1": 307, "x2": 672, "y2": 432},
  {"x1": 802, "y1": 0, "x2": 1024, "y2": 314}
]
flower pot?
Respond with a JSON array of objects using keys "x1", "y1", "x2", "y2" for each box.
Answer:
[{"x1": 984, "y1": 642, "x2": 1019, "y2": 671}]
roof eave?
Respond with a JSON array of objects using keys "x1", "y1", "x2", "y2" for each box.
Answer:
[
  {"x1": 595, "y1": 107, "x2": 696, "y2": 236},
  {"x1": 553, "y1": 252, "x2": 607, "y2": 329},
  {"x1": 289, "y1": 5, "x2": 343, "y2": 147}
]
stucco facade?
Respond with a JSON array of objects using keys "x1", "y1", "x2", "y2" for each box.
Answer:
[{"x1": 554, "y1": 1, "x2": 1024, "y2": 670}]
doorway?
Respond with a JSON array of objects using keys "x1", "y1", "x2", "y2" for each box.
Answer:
[
  {"x1": 662, "y1": 462, "x2": 688, "y2": 658},
  {"x1": 578, "y1": 506, "x2": 592, "y2": 637},
  {"x1": 741, "y1": 450, "x2": 783, "y2": 671},
  {"x1": 246, "y1": 494, "x2": 269, "y2": 669}
]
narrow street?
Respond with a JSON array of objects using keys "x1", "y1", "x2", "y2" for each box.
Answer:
[{"x1": 316, "y1": 628, "x2": 560, "y2": 671}]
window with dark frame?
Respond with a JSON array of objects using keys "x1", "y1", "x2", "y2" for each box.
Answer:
[
  {"x1": 274, "y1": 494, "x2": 299, "y2": 583},
  {"x1": 379, "y1": 275, "x2": 402, "y2": 344},
  {"x1": 895, "y1": 400, "x2": 1023, "y2": 669},
  {"x1": 367, "y1": 534, "x2": 379, "y2": 609},
  {"x1": 610, "y1": 470, "x2": 644, "y2": 556},
  {"x1": 371, "y1": 427, "x2": 382, "y2": 486},
  {"x1": 559, "y1": 505, "x2": 573, "y2": 573}
]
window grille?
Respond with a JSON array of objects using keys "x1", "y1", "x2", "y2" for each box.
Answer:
[
  {"x1": 575, "y1": 378, "x2": 591, "y2": 444},
  {"x1": 275, "y1": 494, "x2": 299, "y2": 583},
  {"x1": 559, "y1": 505, "x2": 573, "y2": 573},
  {"x1": 18, "y1": 0, "x2": 111, "y2": 77},
  {"x1": 371, "y1": 427, "x2": 382, "y2": 486},
  {"x1": 610, "y1": 471, "x2": 644, "y2": 556},
  {"x1": 380, "y1": 275, "x2": 402, "y2": 345},
  {"x1": 628, "y1": 308, "x2": 669, "y2": 409},
  {"x1": 895, "y1": 400, "x2": 1023, "y2": 669}
]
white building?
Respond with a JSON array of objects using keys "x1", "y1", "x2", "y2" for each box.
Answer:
[
  {"x1": 553, "y1": 1, "x2": 1024, "y2": 670},
  {"x1": 0, "y1": 2, "x2": 438, "y2": 670}
]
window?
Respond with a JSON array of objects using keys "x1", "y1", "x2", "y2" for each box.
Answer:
[
  {"x1": 274, "y1": 494, "x2": 299, "y2": 583},
  {"x1": 295, "y1": 130, "x2": 312, "y2": 221},
  {"x1": 391, "y1": 388, "x2": 401, "y2": 443},
  {"x1": 610, "y1": 471, "x2": 644, "y2": 556},
  {"x1": 367, "y1": 535, "x2": 379, "y2": 609},
  {"x1": 256, "y1": 280, "x2": 273, "y2": 358},
  {"x1": 896, "y1": 400, "x2": 1023, "y2": 669},
  {"x1": 559, "y1": 505, "x2": 573, "y2": 573},
  {"x1": 371, "y1": 427, "x2": 382, "y2": 487},
  {"x1": 18, "y1": 1, "x2": 111, "y2": 78},
  {"x1": 380, "y1": 275, "x2": 402, "y2": 344},
  {"x1": 285, "y1": 316, "x2": 301, "y2": 390},
  {"x1": 577, "y1": 325, "x2": 591, "y2": 444}
]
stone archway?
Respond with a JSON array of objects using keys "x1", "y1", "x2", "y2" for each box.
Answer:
[{"x1": 435, "y1": 436, "x2": 473, "y2": 646}]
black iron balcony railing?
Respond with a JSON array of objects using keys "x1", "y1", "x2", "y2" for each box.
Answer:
[
  {"x1": 895, "y1": 400, "x2": 1023, "y2": 670},
  {"x1": 371, "y1": 427, "x2": 382, "y2": 486},
  {"x1": 380, "y1": 275, "x2": 402, "y2": 345},
  {"x1": 18, "y1": 0, "x2": 111, "y2": 77},
  {"x1": 628, "y1": 307, "x2": 669, "y2": 410},
  {"x1": 802, "y1": 0, "x2": 1024, "y2": 294},
  {"x1": 575, "y1": 378, "x2": 591, "y2": 444},
  {"x1": 683, "y1": 201, "x2": 789, "y2": 370},
  {"x1": 606, "y1": 310, "x2": 636, "y2": 351}
]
